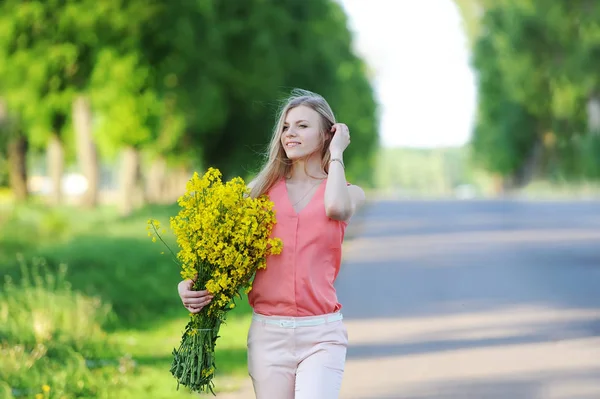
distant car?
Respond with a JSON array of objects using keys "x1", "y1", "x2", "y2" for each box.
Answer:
[
  {"x1": 28, "y1": 173, "x2": 88, "y2": 196},
  {"x1": 454, "y1": 184, "x2": 476, "y2": 200}
]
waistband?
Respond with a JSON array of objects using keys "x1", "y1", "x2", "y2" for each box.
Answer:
[{"x1": 252, "y1": 311, "x2": 343, "y2": 329}]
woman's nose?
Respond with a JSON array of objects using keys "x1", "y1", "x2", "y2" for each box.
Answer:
[{"x1": 285, "y1": 127, "x2": 297, "y2": 136}]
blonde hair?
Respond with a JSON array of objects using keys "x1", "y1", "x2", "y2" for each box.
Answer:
[{"x1": 249, "y1": 89, "x2": 336, "y2": 198}]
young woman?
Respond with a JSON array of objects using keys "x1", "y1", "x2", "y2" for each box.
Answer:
[{"x1": 177, "y1": 89, "x2": 366, "y2": 398}]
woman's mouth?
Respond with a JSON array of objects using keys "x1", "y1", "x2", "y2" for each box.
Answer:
[{"x1": 286, "y1": 142, "x2": 300, "y2": 148}]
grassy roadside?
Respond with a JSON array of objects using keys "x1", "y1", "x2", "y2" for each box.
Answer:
[{"x1": 0, "y1": 201, "x2": 252, "y2": 398}]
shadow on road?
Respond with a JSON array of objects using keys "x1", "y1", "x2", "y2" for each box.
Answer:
[
  {"x1": 336, "y1": 199, "x2": 600, "y2": 398},
  {"x1": 375, "y1": 368, "x2": 600, "y2": 399},
  {"x1": 337, "y1": 199, "x2": 600, "y2": 321},
  {"x1": 346, "y1": 317, "x2": 600, "y2": 360}
]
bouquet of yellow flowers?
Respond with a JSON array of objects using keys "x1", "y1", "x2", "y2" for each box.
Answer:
[{"x1": 147, "y1": 167, "x2": 282, "y2": 394}]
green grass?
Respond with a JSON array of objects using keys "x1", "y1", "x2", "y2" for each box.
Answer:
[
  {"x1": 0, "y1": 257, "x2": 128, "y2": 398},
  {"x1": 0, "y1": 201, "x2": 253, "y2": 398},
  {"x1": 109, "y1": 305, "x2": 252, "y2": 398}
]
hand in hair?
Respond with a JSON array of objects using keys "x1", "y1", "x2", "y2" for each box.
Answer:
[{"x1": 329, "y1": 123, "x2": 350, "y2": 156}]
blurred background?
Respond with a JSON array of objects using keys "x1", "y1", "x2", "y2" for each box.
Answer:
[{"x1": 1, "y1": 0, "x2": 600, "y2": 398}]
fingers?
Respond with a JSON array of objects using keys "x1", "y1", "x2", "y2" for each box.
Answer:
[
  {"x1": 178, "y1": 279, "x2": 215, "y2": 313},
  {"x1": 181, "y1": 289, "x2": 212, "y2": 299},
  {"x1": 184, "y1": 296, "x2": 213, "y2": 313},
  {"x1": 179, "y1": 279, "x2": 212, "y2": 298},
  {"x1": 330, "y1": 123, "x2": 350, "y2": 135},
  {"x1": 183, "y1": 294, "x2": 214, "y2": 305},
  {"x1": 181, "y1": 286, "x2": 213, "y2": 310}
]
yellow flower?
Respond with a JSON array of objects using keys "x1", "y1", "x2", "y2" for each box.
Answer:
[
  {"x1": 147, "y1": 166, "x2": 283, "y2": 387},
  {"x1": 36, "y1": 394, "x2": 43, "y2": 399},
  {"x1": 42, "y1": 385, "x2": 50, "y2": 393}
]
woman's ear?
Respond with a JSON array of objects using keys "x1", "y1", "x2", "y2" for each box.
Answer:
[
  {"x1": 326, "y1": 125, "x2": 335, "y2": 137},
  {"x1": 324, "y1": 130, "x2": 334, "y2": 145}
]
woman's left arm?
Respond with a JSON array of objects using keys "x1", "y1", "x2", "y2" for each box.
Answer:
[{"x1": 324, "y1": 123, "x2": 366, "y2": 222}]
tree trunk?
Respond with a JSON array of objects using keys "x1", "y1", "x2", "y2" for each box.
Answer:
[
  {"x1": 7, "y1": 133, "x2": 28, "y2": 201},
  {"x1": 119, "y1": 146, "x2": 142, "y2": 216},
  {"x1": 145, "y1": 156, "x2": 167, "y2": 204},
  {"x1": 587, "y1": 94, "x2": 600, "y2": 133},
  {"x1": 0, "y1": 97, "x2": 6, "y2": 123},
  {"x1": 513, "y1": 138, "x2": 543, "y2": 189},
  {"x1": 47, "y1": 133, "x2": 64, "y2": 205},
  {"x1": 491, "y1": 174, "x2": 505, "y2": 197},
  {"x1": 73, "y1": 96, "x2": 99, "y2": 207},
  {"x1": 164, "y1": 166, "x2": 190, "y2": 203}
]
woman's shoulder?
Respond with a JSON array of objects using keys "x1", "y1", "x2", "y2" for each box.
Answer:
[
  {"x1": 246, "y1": 177, "x2": 284, "y2": 198},
  {"x1": 347, "y1": 182, "x2": 365, "y2": 196},
  {"x1": 346, "y1": 182, "x2": 366, "y2": 205}
]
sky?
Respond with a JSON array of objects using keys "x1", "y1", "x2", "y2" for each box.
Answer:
[{"x1": 339, "y1": 0, "x2": 477, "y2": 148}]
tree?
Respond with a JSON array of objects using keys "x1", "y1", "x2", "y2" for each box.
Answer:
[
  {"x1": 0, "y1": 98, "x2": 28, "y2": 200},
  {"x1": 0, "y1": 0, "x2": 110, "y2": 206},
  {"x1": 194, "y1": 0, "x2": 379, "y2": 186},
  {"x1": 455, "y1": 0, "x2": 484, "y2": 47},
  {"x1": 0, "y1": 0, "x2": 379, "y2": 210},
  {"x1": 469, "y1": 0, "x2": 600, "y2": 187},
  {"x1": 470, "y1": 6, "x2": 541, "y2": 190}
]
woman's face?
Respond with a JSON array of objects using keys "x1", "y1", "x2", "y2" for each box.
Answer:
[{"x1": 280, "y1": 105, "x2": 326, "y2": 161}]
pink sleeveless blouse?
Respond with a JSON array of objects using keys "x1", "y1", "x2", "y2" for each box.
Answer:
[{"x1": 248, "y1": 178, "x2": 348, "y2": 317}]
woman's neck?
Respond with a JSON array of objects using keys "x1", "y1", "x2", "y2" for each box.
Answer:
[{"x1": 286, "y1": 156, "x2": 327, "y2": 183}]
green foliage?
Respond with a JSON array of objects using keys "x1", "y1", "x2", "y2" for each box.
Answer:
[
  {"x1": 471, "y1": 22, "x2": 539, "y2": 176},
  {"x1": 0, "y1": 203, "x2": 183, "y2": 327},
  {"x1": 571, "y1": 133, "x2": 600, "y2": 179},
  {"x1": 90, "y1": 49, "x2": 161, "y2": 156},
  {"x1": 454, "y1": 0, "x2": 482, "y2": 46},
  {"x1": 469, "y1": 0, "x2": 600, "y2": 181},
  {"x1": 0, "y1": 194, "x2": 307, "y2": 397},
  {"x1": 1, "y1": 258, "x2": 116, "y2": 357},
  {"x1": 0, "y1": 257, "x2": 128, "y2": 399},
  {"x1": 0, "y1": 203, "x2": 255, "y2": 397},
  {"x1": 374, "y1": 146, "x2": 480, "y2": 196},
  {"x1": 0, "y1": 160, "x2": 7, "y2": 187},
  {"x1": 0, "y1": 0, "x2": 378, "y2": 190},
  {"x1": 186, "y1": 0, "x2": 379, "y2": 185},
  {"x1": 0, "y1": 1, "x2": 87, "y2": 149},
  {"x1": 0, "y1": 205, "x2": 71, "y2": 263}
]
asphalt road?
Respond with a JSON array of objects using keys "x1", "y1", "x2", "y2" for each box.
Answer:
[
  {"x1": 218, "y1": 199, "x2": 600, "y2": 399},
  {"x1": 336, "y1": 199, "x2": 600, "y2": 399}
]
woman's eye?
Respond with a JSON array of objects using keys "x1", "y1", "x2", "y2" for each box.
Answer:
[
  {"x1": 299, "y1": 125, "x2": 307, "y2": 128},
  {"x1": 282, "y1": 126, "x2": 288, "y2": 132}
]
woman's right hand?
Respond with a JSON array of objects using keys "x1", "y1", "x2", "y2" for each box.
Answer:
[{"x1": 177, "y1": 279, "x2": 213, "y2": 313}]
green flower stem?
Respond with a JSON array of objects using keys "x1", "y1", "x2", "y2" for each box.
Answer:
[{"x1": 170, "y1": 313, "x2": 222, "y2": 395}]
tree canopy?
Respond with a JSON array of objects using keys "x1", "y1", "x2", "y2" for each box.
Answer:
[
  {"x1": 467, "y1": 0, "x2": 600, "y2": 185},
  {"x1": 0, "y1": 0, "x2": 379, "y2": 206}
]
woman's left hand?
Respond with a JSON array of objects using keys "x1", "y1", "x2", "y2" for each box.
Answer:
[{"x1": 329, "y1": 123, "x2": 351, "y2": 155}]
